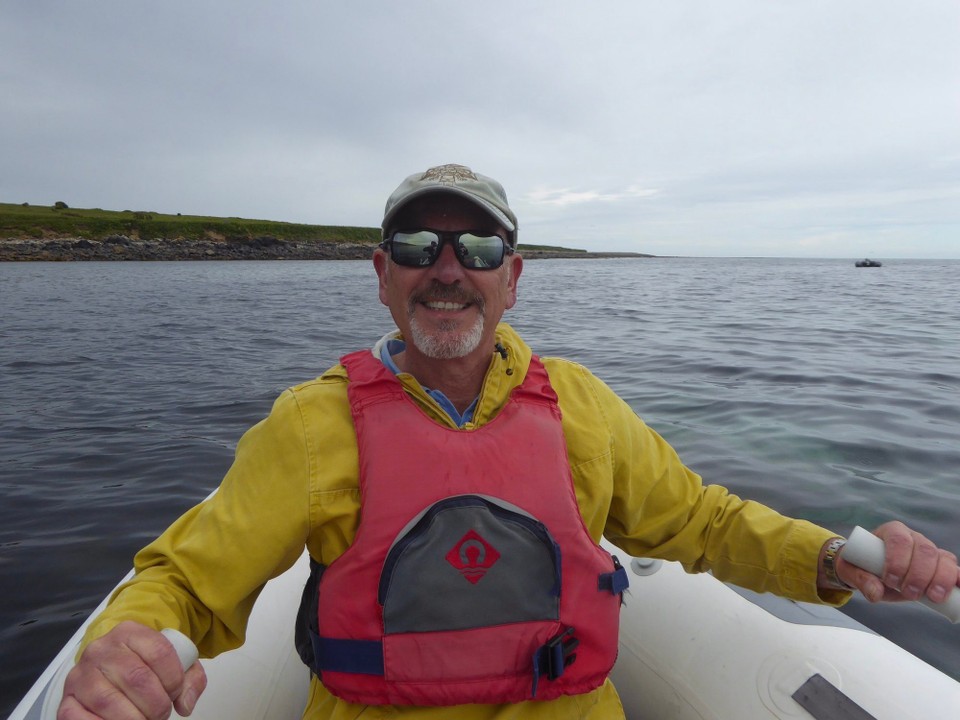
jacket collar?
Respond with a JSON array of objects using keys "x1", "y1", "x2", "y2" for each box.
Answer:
[{"x1": 358, "y1": 323, "x2": 533, "y2": 428}]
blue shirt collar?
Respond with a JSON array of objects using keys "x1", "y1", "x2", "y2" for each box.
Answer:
[{"x1": 378, "y1": 339, "x2": 478, "y2": 427}]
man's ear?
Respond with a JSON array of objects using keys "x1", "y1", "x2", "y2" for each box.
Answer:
[
  {"x1": 505, "y1": 254, "x2": 523, "y2": 310},
  {"x1": 373, "y1": 248, "x2": 390, "y2": 306}
]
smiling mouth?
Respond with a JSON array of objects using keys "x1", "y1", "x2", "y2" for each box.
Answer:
[
  {"x1": 423, "y1": 300, "x2": 470, "y2": 311},
  {"x1": 411, "y1": 282, "x2": 482, "y2": 314}
]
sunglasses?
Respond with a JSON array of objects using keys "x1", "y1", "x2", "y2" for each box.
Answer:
[{"x1": 380, "y1": 230, "x2": 514, "y2": 270}]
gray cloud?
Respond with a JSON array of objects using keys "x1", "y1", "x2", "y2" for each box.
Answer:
[{"x1": 3, "y1": 1, "x2": 957, "y2": 257}]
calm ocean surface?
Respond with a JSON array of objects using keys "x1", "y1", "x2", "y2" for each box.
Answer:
[{"x1": 1, "y1": 257, "x2": 959, "y2": 714}]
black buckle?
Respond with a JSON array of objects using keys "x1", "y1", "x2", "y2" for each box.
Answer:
[{"x1": 540, "y1": 627, "x2": 579, "y2": 681}]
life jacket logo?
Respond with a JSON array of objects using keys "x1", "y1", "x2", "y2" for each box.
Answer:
[{"x1": 446, "y1": 529, "x2": 500, "y2": 584}]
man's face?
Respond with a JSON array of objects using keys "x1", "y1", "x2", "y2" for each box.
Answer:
[{"x1": 374, "y1": 194, "x2": 522, "y2": 362}]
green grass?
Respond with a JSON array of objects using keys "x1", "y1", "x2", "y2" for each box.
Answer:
[
  {"x1": 0, "y1": 202, "x2": 381, "y2": 244},
  {"x1": 518, "y1": 243, "x2": 586, "y2": 253},
  {"x1": 1, "y1": 202, "x2": 590, "y2": 253}
]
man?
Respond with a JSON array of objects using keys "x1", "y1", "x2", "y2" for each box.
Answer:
[{"x1": 59, "y1": 164, "x2": 960, "y2": 719}]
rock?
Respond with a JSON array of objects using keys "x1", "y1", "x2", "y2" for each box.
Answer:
[{"x1": 1, "y1": 237, "x2": 643, "y2": 262}]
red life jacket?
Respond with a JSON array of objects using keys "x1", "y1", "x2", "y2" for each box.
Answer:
[{"x1": 311, "y1": 350, "x2": 627, "y2": 706}]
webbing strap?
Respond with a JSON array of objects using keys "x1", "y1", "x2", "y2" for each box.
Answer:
[
  {"x1": 791, "y1": 674, "x2": 877, "y2": 720},
  {"x1": 313, "y1": 634, "x2": 385, "y2": 676},
  {"x1": 598, "y1": 560, "x2": 629, "y2": 595}
]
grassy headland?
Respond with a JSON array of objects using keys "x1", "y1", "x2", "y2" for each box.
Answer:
[
  {"x1": 0, "y1": 202, "x2": 648, "y2": 261},
  {"x1": 0, "y1": 202, "x2": 379, "y2": 244}
]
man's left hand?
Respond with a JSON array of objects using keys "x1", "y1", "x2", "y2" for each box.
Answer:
[{"x1": 837, "y1": 521, "x2": 960, "y2": 604}]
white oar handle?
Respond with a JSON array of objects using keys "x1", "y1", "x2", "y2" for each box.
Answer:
[
  {"x1": 844, "y1": 526, "x2": 960, "y2": 623},
  {"x1": 161, "y1": 628, "x2": 200, "y2": 670}
]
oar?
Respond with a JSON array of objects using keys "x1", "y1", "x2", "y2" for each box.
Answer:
[
  {"x1": 844, "y1": 526, "x2": 960, "y2": 623},
  {"x1": 39, "y1": 628, "x2": 200, "y2": 720},
  {"x1": 160, "y1": 627, "x2": 200, "y2": 669}
]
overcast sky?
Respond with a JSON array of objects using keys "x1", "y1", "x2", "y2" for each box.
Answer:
[{"x1": 3, "y1": 2, "x2": 958, "y2": 258}]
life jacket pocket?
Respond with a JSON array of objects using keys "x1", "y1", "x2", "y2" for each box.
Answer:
[{"x1": 378, "y1": 494, "x2": 562, "y2": 634}]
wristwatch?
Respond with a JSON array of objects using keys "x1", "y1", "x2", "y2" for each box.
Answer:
[{"x1": 823, "y1": 536, "x2": 854, "y2": 590}]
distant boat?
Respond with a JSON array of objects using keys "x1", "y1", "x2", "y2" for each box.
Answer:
[{"x1": 855, "y1": 258, "x2": 882, "y2": 267}]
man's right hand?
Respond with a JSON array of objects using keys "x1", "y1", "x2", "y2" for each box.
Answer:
[{"x1": 57, "y1": 621, "x2": 207, "y2": 719}]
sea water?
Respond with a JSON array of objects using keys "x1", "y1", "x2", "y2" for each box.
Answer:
[{"x1": 1, "y1": 257, "x2": 958, "y2": 714}]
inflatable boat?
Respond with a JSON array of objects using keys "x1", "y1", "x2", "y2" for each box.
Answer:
[{"x1": 10, "y1": 532, "x2": 960, "y2": 720}]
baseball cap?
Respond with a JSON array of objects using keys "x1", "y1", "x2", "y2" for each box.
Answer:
[{"x1": 381, "y1": 164, "x2": 518, "y2": 246}]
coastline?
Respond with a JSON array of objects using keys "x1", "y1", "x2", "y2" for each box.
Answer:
[{"x1": 0, "y1": 236, "x2": 653, "y2": 262}]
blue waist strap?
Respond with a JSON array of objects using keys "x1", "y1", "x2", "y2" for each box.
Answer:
[{"x1": 312, "y1": 632, "x2": 384, "y2": 676}]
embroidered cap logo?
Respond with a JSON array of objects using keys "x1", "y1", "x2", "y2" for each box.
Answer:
[
  {"x1": 446, "y1": 529, "x2": 500, "y2": 584},
  {"x1": 420, "y1": 163, "x2": 478, "y2": 185}
]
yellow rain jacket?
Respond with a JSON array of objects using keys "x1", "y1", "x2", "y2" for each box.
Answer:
[{"x1": 81, "y1": 323, "x2": 846, "y2": 719}]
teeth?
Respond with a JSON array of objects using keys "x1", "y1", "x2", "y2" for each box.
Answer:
[{"x1": 425, "y1": 301, "x2": 468, "y2": 310}]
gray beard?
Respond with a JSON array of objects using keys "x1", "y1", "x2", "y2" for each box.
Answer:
[
  {"x1": 406, "y1": 283, "x2": 486, "y2": 359},
  {"x1": 408, "y1": 312, "x2": 485, "y2": 359}
]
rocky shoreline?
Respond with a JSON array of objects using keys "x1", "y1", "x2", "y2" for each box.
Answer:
[
  {"x1": 0, "y1": 235, "x2": 375, "y2": 262},
  {"x1": 0, "y1": 235, "x2": 651, "y2": 262}
]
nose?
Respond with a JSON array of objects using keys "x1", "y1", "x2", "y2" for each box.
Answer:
[{"x1": 429, "y1": 240, "x2": 467, "y2": 283}]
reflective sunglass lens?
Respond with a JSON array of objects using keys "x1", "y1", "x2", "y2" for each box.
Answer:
[
  {"x1": 391, "y1": 231, "x2": 439, "y2": 266},
  {"x1": 388, "y1": 231, "x2": 507, "y2": 270},
  {"x1": 456, "y1": 234, "x2": 505, "y2": 269}
]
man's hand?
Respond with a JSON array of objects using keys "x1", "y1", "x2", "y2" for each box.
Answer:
[
  {"x1": 57, "y1": 621, "x2": 207, "y2": 720},
  {"x1": 836, "y1": 521, "x2": 960, "y2": 604}
]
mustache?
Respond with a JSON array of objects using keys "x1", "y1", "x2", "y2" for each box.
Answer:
[{"x1": 409, "y1": 282, "x2": 484, "y2": 308}]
